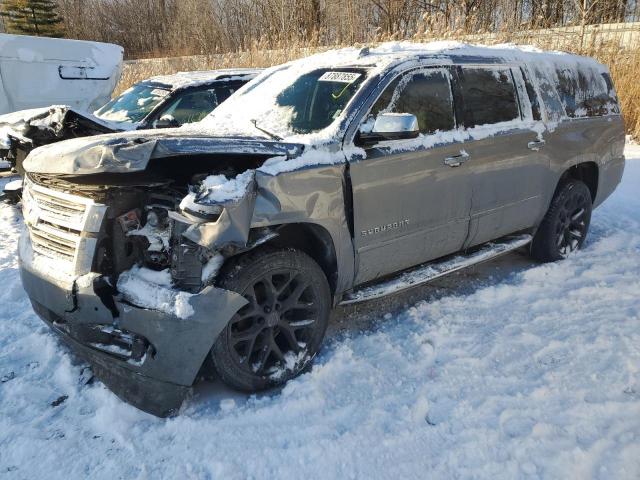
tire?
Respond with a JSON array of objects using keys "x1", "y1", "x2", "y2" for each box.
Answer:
[
  {"x1": 531, "y1": 179, "x2": 592, "y2": 262},
  {"x1": 211, "y1": 247, "x2": 330, "y2": 392}
]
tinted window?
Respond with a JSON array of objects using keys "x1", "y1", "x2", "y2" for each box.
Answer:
[
  {"x1": 158, "y1": 89, "x2": 219, "y2": 125},
  {"x1": 555, "y1": 66, "x2": 620, "y2": 118},
  {"x1": 371, "y1": 69, "x2": 455, "y2": 134},
  {"x1": 458, "y1": 67, "x2": 520, "y2": 127},
  {"x1": 520, "y1": 67, "x2": 541, "y2": 121},
  {"x1": 531, "y1": 64, "x2": 565, "y2": 122}
]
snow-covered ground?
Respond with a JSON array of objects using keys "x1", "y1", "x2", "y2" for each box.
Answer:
[{"x1": 1, "y1": 143, "x2": 639, "y2": 479}]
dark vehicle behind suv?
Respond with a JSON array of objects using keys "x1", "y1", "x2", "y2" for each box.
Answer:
[
  {"x1": 0, "y1": 69, "x2": 260, "y2": 174},
  {"x1": 18, "y1": 43, "x2": 624, "y2": 416}
]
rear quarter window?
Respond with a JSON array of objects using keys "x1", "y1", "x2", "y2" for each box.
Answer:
[{"x1": 554, "y1": 65, "x2": 620, "y2": 118}]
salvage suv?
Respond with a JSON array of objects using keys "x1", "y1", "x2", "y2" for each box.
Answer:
[{"x1": 18, "y1": 42, "x2": 625, "y2": 416}]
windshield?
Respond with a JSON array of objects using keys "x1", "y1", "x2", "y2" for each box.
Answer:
[
  {"x1": 198, "y1": 66, "x2": 369, "y2": 140},
  {"x1": 94, "y1": 84, "x2": 170, "y2": 123}
]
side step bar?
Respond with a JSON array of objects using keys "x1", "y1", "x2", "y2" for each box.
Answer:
[{"x1": 339, "y1": 234, "x2": 532, "y2": 305}]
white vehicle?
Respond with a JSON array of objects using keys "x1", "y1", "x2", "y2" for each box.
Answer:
[{"x1": 0, "y1": 33, "x2": 123, "y2": 114}]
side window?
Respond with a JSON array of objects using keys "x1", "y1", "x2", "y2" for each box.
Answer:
[
  {"x1": 531, "y1": 64, "x2": 566, "y2": 122},
  {"x1": 214, "y1": 84, "x2": 240, "y2": 104},
  {"x1": 600, "y1": 73, "x2": 621, "y2": 114},
  {"x1": 457, "y1": 67, "x2": 520, "y2": 127},
  {"x1": 370, "y1": 69, "x2": 455, "y2": 134},
  {"x1": 555, "y1": 66, "x2": 620, "y2": 118},
  {"x1": 157, "y1": 89, "x2": 219, "y2": 126},
  {"x1": 520, "y1": 67, "x2": 542, "y2": 121}
]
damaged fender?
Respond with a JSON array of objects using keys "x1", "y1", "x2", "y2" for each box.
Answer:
[
  {"x1": 181, "y1": 174, "x2": 258, "y2": 249},
  {"x1": 176, "y1": 161, "x2": 356, "y2": 296}
]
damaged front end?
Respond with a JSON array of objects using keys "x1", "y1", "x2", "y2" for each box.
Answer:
[
  {"x1": 18, "y1": 133, "x2": 313, "y2": 416},
  {"x1": 0, "y1": 106, "x2": 117, "y2": 174}
]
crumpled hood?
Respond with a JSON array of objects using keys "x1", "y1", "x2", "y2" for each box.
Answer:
[
  {"x1": 22, "y1": 130, "x2": 305, "y2": 175},
  {"x1": 0, "y1": 105, "x2": 133, "y2": 148},
  {"x1": 0, "y1": 106, "x2": 61, "y2": 148}
]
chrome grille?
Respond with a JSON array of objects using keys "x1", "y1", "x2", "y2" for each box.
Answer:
[{"x1": 22, "y1": 180, "x2": 107, "y2": 277}]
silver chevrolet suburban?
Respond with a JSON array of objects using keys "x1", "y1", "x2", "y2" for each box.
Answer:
[{"x1": 18, "y1": 43, "x2": 625, "y2": 416}]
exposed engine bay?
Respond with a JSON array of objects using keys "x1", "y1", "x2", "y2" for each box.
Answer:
[{"x1": 26, "y1": 151, "x2": 276, "y2": 299}]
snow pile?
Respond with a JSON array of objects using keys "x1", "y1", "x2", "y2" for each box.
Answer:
[
  {"x1": 116, "y1": 266, "x2": 194, "y2": 319},
  {"x1": 180, "y1": 170, "x2": 255, "y2": 213},
  {"x1": 128, "y1": 222, "x2": 169, "y2": 252},
  {"x1": 195, "y1": 170, "x2": 255, "y2": 204},
  {"x1": 0, "y1": 144, "x2": 638, "y2": 478},
  {"x1": 201, "y1": 254, "x2": 224, "y2": 283},
  {"x1": 258, "y1": 148, "x2": 350, "y2": 175}
]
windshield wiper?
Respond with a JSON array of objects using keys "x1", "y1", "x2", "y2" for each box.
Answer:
[{"x1": 250, "y1": 119, "x2": 282, "y2": 141}]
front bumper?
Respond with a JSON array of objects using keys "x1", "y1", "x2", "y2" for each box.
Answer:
[{"x1": 19, "y1": 246, "x2": 247, "y2": 417}]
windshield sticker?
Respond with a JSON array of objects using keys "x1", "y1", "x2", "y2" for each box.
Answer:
[{"x1": 319, "y1": 71, "x2": 362, "y2": 83}]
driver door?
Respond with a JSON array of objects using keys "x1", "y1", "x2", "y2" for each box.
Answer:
[{"x1": 348, "y1": 67, "x2": 472, "y2": 285}]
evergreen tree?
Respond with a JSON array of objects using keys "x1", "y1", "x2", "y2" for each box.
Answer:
[{"x1": 0, "y1": 0, "x2": 64, "y2": 38}]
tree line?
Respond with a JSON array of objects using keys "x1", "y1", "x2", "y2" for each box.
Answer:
[{"x1": 1, "y1": 0, "x2": 638, "y2": 57}]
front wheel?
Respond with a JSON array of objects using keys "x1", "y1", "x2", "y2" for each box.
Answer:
[
  {"x1": 531, "y1": 179, "x2": 592, "y2": 262},
  {"x1": 211, "y1": 247, "x2": 330, "y2": 392}
]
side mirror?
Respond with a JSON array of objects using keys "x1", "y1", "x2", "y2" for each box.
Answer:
[
  {"x1": 358, "y1": 113, "x2": 419, "y2": 146},
  {"x1": 154, "y1": 114, "x2": 179, "y2": 129}
]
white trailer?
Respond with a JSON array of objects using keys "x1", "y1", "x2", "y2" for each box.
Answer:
[{"x1": 0, "y1": 34, "x2": 123, "y2": 114}]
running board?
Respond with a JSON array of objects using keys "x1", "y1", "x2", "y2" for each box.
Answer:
[{"x1": 340, "y1": 234, "x2": 532, "y2": 305}]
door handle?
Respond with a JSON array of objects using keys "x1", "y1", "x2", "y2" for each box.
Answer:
[
  {"x1": 444, "y1": 150, "x2": 469, "y2": 167},
  {"x1": 527, "y1": 140, "x2": 546, "y2": 151}
]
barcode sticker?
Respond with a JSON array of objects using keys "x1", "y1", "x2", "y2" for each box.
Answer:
[{"x1": 318, "y1": 71, "x2": 362, "y2": 83}]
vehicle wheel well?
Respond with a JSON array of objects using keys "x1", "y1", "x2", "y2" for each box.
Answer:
[
  {"x1": 264, "y1": 223, "x2": 338, "y2": 296},
  {"x1": 557, "y1": 162, "x2": 598, "y2": 202}
]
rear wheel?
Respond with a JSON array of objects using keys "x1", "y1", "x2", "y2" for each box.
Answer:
[
  {"x1": 211, "y1": 247, "x2": 330, "y2": 392},
  {"x1": 531, "y1": 179, "x2": 592, "y2": 262}
]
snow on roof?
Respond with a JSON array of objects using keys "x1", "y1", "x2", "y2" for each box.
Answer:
[
  {"x1": 189, "y1": 40, "x2": 608, "y2": 144},
  {"x1": 145, "y1": 68, "x2": 262, "y2": 90},
  {"x1": 281, "y1": 40, "x2": 604, "y2": 71}
]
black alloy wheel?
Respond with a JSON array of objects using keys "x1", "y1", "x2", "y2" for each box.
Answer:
[
  {"x1": 211, "y1": 248, "x2": 330, "y2": 392},
  {"x1": 531, "y1": 179, "x2": 593, "y2": 262}
]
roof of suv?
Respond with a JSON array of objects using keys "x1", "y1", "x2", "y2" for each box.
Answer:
[
  {"x1": 143, "y1": 68, "x2": 263, "y2": 91},
  {"x1": 302, "y1": 41, "x2": 601, "y2": 71}
]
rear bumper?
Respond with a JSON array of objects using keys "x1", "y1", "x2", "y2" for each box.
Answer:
[{"x1": 19, "y1": 240, "x2": 247, "y2": 417}]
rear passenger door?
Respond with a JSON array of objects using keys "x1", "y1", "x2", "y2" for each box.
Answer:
[
  {"x1": 349, "y1": 67, "x2": 473, "y2": 284},
  {"x1": 453, "y1": 65, "x2": 549, "y2": 247}
]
